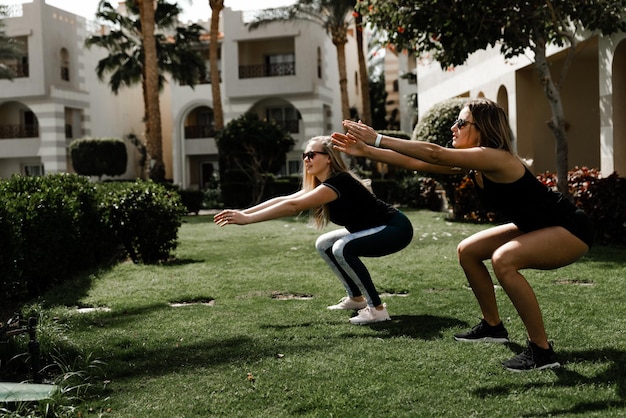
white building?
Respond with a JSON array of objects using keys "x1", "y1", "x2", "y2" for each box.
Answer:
[
  {"x1": 417, "y1": 34, "x2": 626, "y2": 177},
  {"x1": 0, "y1": 0, "x2": 358, "y2": 189}
]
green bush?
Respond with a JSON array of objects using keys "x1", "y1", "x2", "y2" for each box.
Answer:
[
  {"x1": 70, "y1": 137, "x2": 128, "y2": 178},
  {"x1": 0, "y1": 175, "x2": 188, "y2": 302},
  {"x1": 0, "y1": 174, "x2": 117, "y2": 300},
  {"x1": 413, "y1": 98, "x2": 467, "y2": 212},
  {"x1": 98, "y1": 181, "x2": 187, "y2": 264},
  {"x1": 537, "y1": 167, "x2": 626, "y2": 246},
  {"x1": 178, "y1": 189, "x2": 204, "y2": 214}
]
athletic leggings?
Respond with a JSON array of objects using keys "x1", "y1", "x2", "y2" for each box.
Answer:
[{"x1": 315, "y1": 212, "x2": 413, "y2": 307}]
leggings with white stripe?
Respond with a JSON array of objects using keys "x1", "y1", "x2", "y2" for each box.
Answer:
[{"x1": 315, "y1": 212, "x2": 413, "y2": 307}]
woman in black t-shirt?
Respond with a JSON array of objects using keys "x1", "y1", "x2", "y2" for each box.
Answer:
[
  {"x1": 334, "y1": 99, "x2": 593, "y2": 371},
  {"x1": 215, "y1": 136, "x2": 413, "y2": 325}
]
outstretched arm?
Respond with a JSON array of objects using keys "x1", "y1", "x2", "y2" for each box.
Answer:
[
  {"x1": 331, "y1": 131, "x2": 462, "y2": 175},
  {"x1": 341, "y1": 120, "x2": 513, "y2": 175},
  {"x1": 214, "y1": 186, "x2": 337, "y2": 227}
]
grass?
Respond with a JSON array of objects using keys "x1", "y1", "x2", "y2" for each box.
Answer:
[{"x1": 11, "y1": 210, "x2": 626, "y2": 417}]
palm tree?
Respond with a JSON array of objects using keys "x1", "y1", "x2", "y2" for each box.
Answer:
[
  {"x1": 208, "y1": 0, "x2": 224, "y2": 131},
  {"x1": 248, "y1": 0, "x2": 355, "y2": 121},
  {"x1": 88, "y1": 0, "x2": 206, "y2": 180},
  {"x1": 353, "y1": 7, "x2": 371, "y2": 125},
  {"x1": 136, "y1": 0, "x2": 164, "y2": 180}
]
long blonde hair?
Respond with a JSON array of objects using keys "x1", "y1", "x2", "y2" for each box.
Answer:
[{"x1": 302, "y1": 136, "x2": 364, "y2": 229}]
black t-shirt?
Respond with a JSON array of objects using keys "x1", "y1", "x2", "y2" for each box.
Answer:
[{"x1": 322, "y1": 172, "x2": 397, "y2": 232}]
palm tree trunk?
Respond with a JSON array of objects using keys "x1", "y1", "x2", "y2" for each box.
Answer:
[
  {"x1": 355, "y1": 12, "x2": 371, "y2": 126},
  {"x1": 138, "y1": 0, "x2": 165, "y2": 181},
  {"x1": 209, "y1": 0, "x2": 225, "y2": 131},
  {"x1": 332, "y1": 29, "x2": 351, "y2": 121}
]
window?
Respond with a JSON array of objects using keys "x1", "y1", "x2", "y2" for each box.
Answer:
[
  {"x1": 265, "y1": 53, "x2": 295, "y2": 76},
  {"x1": 266, "y1": 106, "x2": 299, "y2": 133},
  {"x1": 317, "y1": 47, "x2": 322, "y2": 79},
  {"x1": 60, "y1": 48, "x2": 70, "y2": 81},
  {"x1": 24, "y1": 164, "x2": 44, "y2": 177},
  {"x1": 185, "y1": 106, "x2": 215, "y2": 138}
]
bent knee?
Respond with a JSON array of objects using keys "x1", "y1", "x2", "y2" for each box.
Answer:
[
  {"x1": 457, "y1": 239, "x2": 481, "y2": 264},
  {"x1": 491, "y1": 249, "x2": 519, "y2": 279}
]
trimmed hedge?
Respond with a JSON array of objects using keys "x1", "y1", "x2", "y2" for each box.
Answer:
[
  {"x1": 70, "y1": 137, "x2": 128, "y2": 178},
  {"x1": 0, "y1": 175, "x2": 187, "y2": 302}
]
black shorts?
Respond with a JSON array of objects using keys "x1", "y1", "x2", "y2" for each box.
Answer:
[{"x1": 563, "y1": 209, "x2": 594, "y2": 248}]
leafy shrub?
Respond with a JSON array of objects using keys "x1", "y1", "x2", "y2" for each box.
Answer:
[
  {"x1": 537, "y1": 167, "x2": 626, "y2": 246},
  {"x1": 98, "y1": 181, "x2": 187, "y2": 264},
  {"x1": 413, "y1": 98, "x2": 467, "y2": 209},
  {"x1": 217, "y1": 113, "x2": 295, "y2": 206},
  {"x1": 449, "y1": 175, "x2": 506, "y2": 223},
  {"x1": 0, "y1": 174, "x2": 117, "y2": 300},
  {"x1": 178, "y1": 189, "x2": 204, "y2": 214},
  {"x1": 70, "y1": 137, "x2": 128, "y2": 178}
]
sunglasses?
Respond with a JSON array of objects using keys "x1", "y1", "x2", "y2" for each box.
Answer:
[
  {"x1": 452, "y1": 119, "x2": 476, "y2": 129},
  {"x1": 302, "y1": 151, "x2": 328, "y2": 160}
]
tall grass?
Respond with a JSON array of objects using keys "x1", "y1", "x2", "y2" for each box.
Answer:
[{"x1": 15, "y1": 211, "x2": 626, "y2": 417}]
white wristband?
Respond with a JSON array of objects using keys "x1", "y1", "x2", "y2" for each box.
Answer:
[{"x1": 374, "y1": 133, "x2": 382, "y2": 148}]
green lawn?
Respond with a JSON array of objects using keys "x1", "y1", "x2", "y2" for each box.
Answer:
[{"x1": 18, "y1": 210, "x2": 626, "y2": 417}]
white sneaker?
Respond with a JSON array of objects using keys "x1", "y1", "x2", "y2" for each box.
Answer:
[
  {"x1": 349, "y1": 304, "x2": 391, "y2": 325},
  {"x1": 327, "y1": 296, "x2": 368, "y2": 311}
]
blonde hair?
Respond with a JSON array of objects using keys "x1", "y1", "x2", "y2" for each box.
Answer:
[
  {"x1": 302, "y1": 136, "x2": 365, "y2": 229},
  {"x1": 466, "y1": 98, "x2": 515, "y2": 152}
]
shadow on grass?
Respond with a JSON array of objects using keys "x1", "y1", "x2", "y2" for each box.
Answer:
[
  {"x1": 369, "y1": 314, "x2": 468, "y2": 340},
  {"x1": 260, "y1": 314, "x2": 467, "y2": 341},
  {"x1": 472, "y1": 346, "x2": 626, "y2": 416}
]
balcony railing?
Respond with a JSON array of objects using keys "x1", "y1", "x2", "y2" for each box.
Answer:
[
  {"x1": 239, "y1": 63, "x2": 295, "y2": 79},
  {"x1": 0, "y1": 62, "x2": 29, "y2": 78},
  {"x1": 185, "y1": 125, "x2": 217, "y2": 139},
  {"x1": 0, "y1": 125, "x2": 39, "y2": 138}
]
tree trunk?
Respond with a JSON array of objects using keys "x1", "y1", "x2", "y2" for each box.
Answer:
[
  {"x1": 332, "y1": 28, "x2": 351, "y2": 121},
  {"x1": 209, "y1": 0, "x2": 225, "y2": 131},
  {"x1": 138, "y1": 0, "x2": 165, "y2": 181},
  {"x1": 534, "y1": 40, "x2": 570, "y2": 198},
  {"x1": 355, "y1": 12, "x2": 371, "y2": 126}
]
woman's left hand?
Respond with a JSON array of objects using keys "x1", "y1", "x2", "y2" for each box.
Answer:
[
  {"x1": 214, "y1": 209, "x2": 245, "y2": 227},
  {"x1": 342, "y1": 120, "x2": 377, "y2": 146}
]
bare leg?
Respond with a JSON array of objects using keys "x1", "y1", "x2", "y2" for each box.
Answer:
[
  {"x1": 457, "y1": 224, "x2": 523, "y2": 326},
  {"x1": 491, "y1": 227, "x2": 589, "y2": 348}
]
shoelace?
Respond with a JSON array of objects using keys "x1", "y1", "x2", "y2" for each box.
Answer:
[{"x1": 356, "y1": 306, "x2": 372, "y2": 316}]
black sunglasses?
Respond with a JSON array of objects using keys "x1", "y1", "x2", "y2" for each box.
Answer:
[
  {"x1": 302, "y1": 151, "x2": 328, "y2": 160},
  {"x1": 452, "y1": 119, "x2": 476, "y2": 129}
]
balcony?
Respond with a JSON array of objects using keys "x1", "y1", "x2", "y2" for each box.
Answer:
[
  {"x1": 0, "y1": 124, "x2": 38, "y2": 139},
  {"x1": 184, "y1": 125, "x2": 217, "y2": 139},
  {"x1": 239, "y1": 62, "x2": 296, "y2": 79}
]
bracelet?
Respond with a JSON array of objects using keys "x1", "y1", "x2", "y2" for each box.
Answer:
[{"x1": 374, "y1": 133, "x2": 382, "y2": 148}]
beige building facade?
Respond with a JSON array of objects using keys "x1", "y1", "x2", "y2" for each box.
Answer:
[
  {"x1": 0, "y1": 0, "x2": 353, "y2": 189},
  {"x1": 417, "y1": 34, "x2": 626, "y2": 177}
]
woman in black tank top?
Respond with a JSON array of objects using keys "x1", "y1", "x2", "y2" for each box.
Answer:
[{"x1": 334, "y1": 98, "x2": 593, "y2": 372}]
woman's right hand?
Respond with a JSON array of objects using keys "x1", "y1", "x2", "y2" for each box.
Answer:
[{"x1": 331, "y1": 131, "x2": 369, "y2": 157}]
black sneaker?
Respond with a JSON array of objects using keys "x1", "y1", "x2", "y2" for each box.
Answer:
[
  {"x1": 454, "y1": 319, "x2": 509, "y2": 343},
  {"x1": 502, "y1": 340, "x2": 561, "y2": 372}
]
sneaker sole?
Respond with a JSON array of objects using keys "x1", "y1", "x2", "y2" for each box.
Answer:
[
  {"x1": 454, "y1": 336, "x2": 509, "y2": 343},
  {"x1": 503, "y1": 361, "x2": 561, "y2": 372},
  {"x1": 349, "y1": 317, "x2": 391, "y2": 325},
  {"x1": 327, "y1": 305, "x2": 368, "y2": 311}
]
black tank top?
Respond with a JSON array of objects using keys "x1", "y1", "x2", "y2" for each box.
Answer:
[{"x1": 470, "y1": 167, "x2": 578, "y2": 233}]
